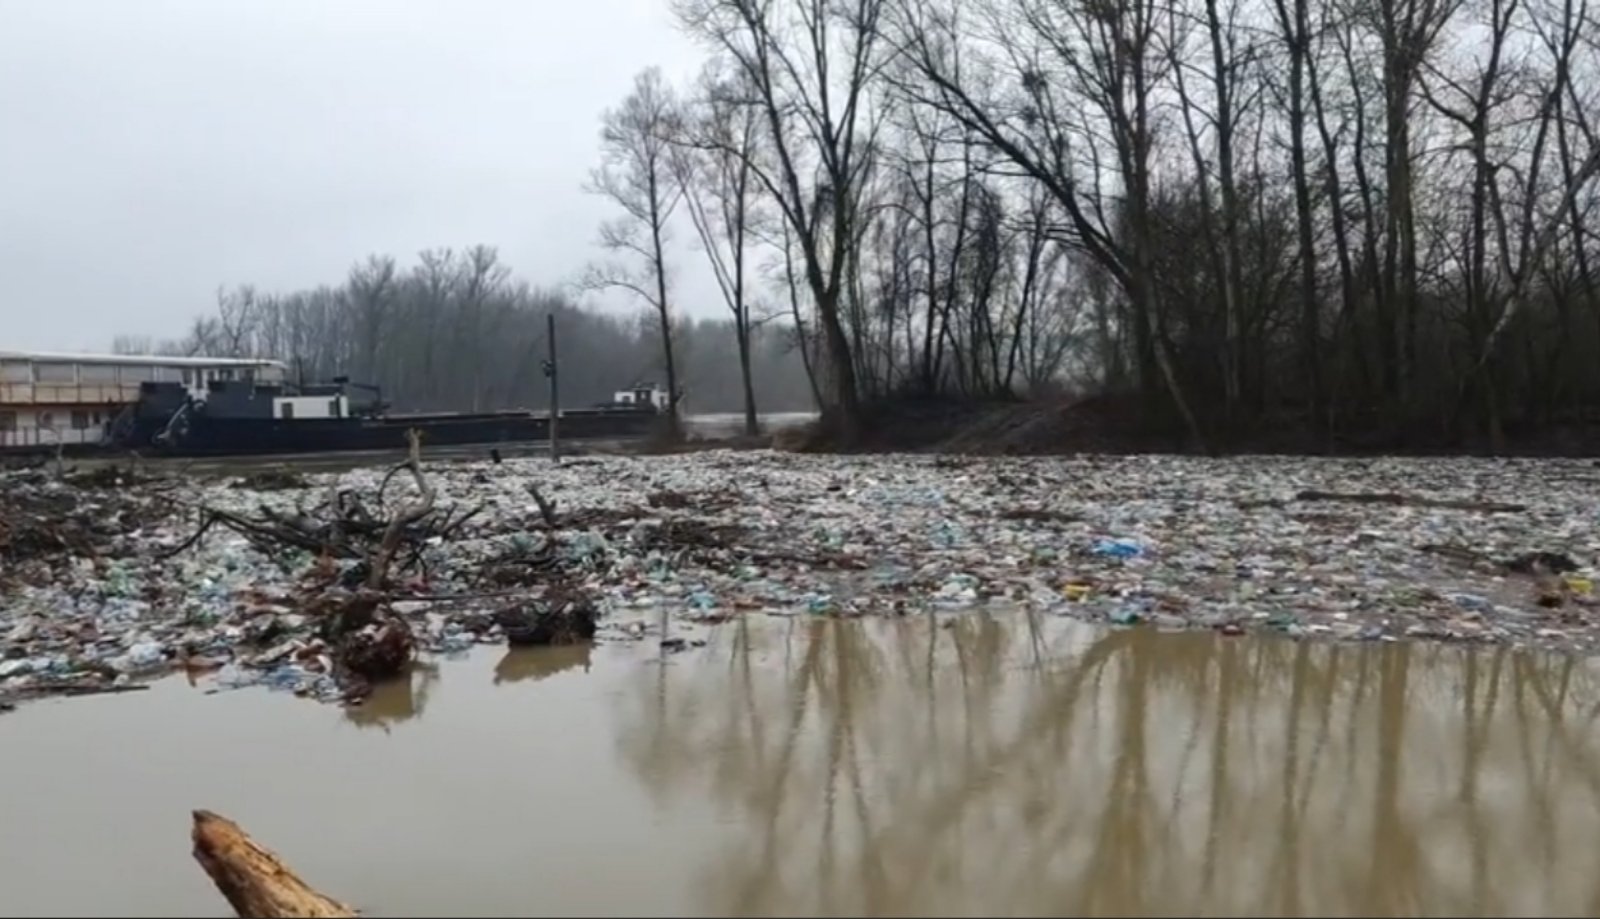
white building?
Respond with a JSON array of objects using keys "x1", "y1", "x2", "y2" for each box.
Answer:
[{"x1": 0, "y1": 350, "x2": 287, "y2": 449}]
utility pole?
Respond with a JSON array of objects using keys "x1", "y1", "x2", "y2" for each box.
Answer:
[{"x1": 544, "y1": 312, "x2": 560, "y2": 463}]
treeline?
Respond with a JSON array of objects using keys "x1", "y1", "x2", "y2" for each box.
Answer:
[
  {"x1": 110, "y1": 246, "x2": 817, "y2": 416},
  {"x1": 589, "y1": 0, "x2": 1600, "y2": 448}
]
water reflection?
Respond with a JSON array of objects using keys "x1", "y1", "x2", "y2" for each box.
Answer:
[
  {"x1": 493, "y1": 643, "x2": 594, "y2": 685},
  {"x1": 341, "y1": 644, "x2": 595, "y2": 731},
  {"x1": 615, "y1": 614, "x2": 1600, "y2": 918},
  {"x1": 343, "y1": 660, "x2": 439, "y2": 731}
]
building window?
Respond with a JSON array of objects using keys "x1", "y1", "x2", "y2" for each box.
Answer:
[
  {"x1": 35, "y1": 363, "x2": 76, "y2": 383},
  {"x1": 119, "y1": 364, "x2": 156, "y2": 383},
  {"x1": 0, "y1": 411, "x2": 15, "y2": 432},
  {"x1": 70, "y1": 410, "x2": 90, "y2": 430},
  {"x1": 37, "y1": 411, "x2": 55, "y2": 430},
  {"x1": 0, "y1": 361, "x2": 30, "y2": 383},
  {"x1": 329, "y1": 399, "x2": 341, "y2": 418},
  {"x1": 280, "y1": 402, "x2": 295, "y2": 420},
  {"x1": 80, "y1": 364, "x2": 118, "y2": 383}
]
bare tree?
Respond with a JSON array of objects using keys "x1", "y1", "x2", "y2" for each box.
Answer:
[
  {"x1": 347, "y1": 256, "x2": 397, "y2": 384},
  {"x1": 585, "y1": 67, "x2": 686, "y2": 433},
  {"x1": 110, "y1": 334, "x2": 155, "y2": 355},
  {"x1": 1268, "y1": 0, "x2": 1326, "y2": 433},
  {"x1": 673, "y1": 66, "x2": 767, "y2": 435},
  {"x1": 456, "y1": 245, "x2": 508, "y2": 411},
  {"x1": 674, "y1": 0, "x2": 890, "y2": 438},
  {"x1": 121, "y1": 251, "x2": 817, "y2": 417},
  {"x1": 891, "y1": 0, "x2": 1208, "y2": 447}
]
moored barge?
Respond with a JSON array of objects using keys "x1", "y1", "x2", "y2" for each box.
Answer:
[{"x1": 109, "y1": 378, "x2": 668, "y2": 457}]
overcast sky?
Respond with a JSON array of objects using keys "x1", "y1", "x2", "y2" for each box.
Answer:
[{"x1": 0, "y1": 0, "x2": 720, "y2": 352}]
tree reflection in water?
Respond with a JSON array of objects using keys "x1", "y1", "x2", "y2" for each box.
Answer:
[
  {"x1": 492, "y1": 643, "x2": 594, "y2": 685},
  {"x1": 342, "y1": 660, "x2": 439, "y2": 732},
  {"x1": 613, "y1": 612, "x2": 1600, "y2": 917}
]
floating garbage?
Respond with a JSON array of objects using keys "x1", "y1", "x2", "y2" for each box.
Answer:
[
  {"x1": 4, "y1": 451, "x2": 1600, "y2": 708},
  {"x1": 113, "y1": 640, "x2": 168, "y2": 674},
  {"x1": 1092, "y1": 537, "x2": 1145, "y2": 559}
]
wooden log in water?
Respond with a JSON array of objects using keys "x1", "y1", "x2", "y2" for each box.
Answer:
[{"x1": 190, "y1": 809, "x2": 356, "y2": 918}]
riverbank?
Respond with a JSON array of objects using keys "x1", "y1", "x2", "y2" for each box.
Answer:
[
  {"x1": 3, "y1": 449, "x2": 1599, "y2": 711},
  {"x1": 787, "y1": 395, "x2": 1600, "y2": 458}
]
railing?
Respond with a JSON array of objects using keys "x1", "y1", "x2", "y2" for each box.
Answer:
[
  {"x1": 0, "y1": 427, "x2": 103, "y2": 449},
  {"x1": 0, "y1": 383, "x2": 143, "y2": 404}
]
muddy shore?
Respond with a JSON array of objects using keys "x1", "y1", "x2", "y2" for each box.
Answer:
[{"x1": 3, "y1": 450, "x2": 1598, "y2": 710}]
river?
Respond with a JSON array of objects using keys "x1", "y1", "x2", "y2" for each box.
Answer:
[{"x1": 2, "y1": 615, "x2": 1598, "y2": 917}]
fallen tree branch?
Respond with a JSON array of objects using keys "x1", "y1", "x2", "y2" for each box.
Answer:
[
  {"x1": 158, "y1": 509, "x2": 222, "y2": 559},
  {"x1": 1418, "y1": 542, "x2": 1496, "y2": 568},
  {"x1": 1294, "y1": 490, "x2": 1525, "y2": 513},
  {"x1": 366, "y1": 430, "x2": 435, "y2": 592},
  {"x1": 191, "y1": 809, "x2": 356, "y2": 918},
  {"x1": 385, "y1": 588, "x2": 538, "y2": 604},
  {"x1": 1242, "y1": 490, "x2": 1526, "y2": 513}
]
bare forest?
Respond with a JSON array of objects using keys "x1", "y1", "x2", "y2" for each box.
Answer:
[
  {"x1": 130, "y1": 0, "x2": 1600, "y2": 450},
  {"x1": 113, "y1": 246, "x2": 817, "y2": 418}
]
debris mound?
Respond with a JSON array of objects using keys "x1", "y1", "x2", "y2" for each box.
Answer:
[{"x1": 494, "y1": 587, "x2": 600, "y2": 646}]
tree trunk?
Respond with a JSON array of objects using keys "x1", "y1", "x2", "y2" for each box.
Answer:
[
  {"x1": 649, "y1": 204, "x2": 682, "y2": 439},
  {"x1": 817, "y1": 286, "x2": 864, "y2": 439},
  {"x1": 1308, "y1": 33, "x2": 1361, "y2": 415},
  {"x1": 779, "y1": 228, "x2": 825, "y2": 409},
  {"x1": 735, "y1": 306, "x2": 760, "y2": 436},
  {"x1": 191, "y1": 810, "x2": 355, "y2": 919},
  {"x1": 1207, "y1": 0, "x2": 1246, "y2": 420},
  {"x1": 1283, "y1": 0, "x2": 1324, "y2": 435}
]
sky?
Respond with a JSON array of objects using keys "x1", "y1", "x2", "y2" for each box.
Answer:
[{"x1": 0, "y1": 0, "x2": 721, "y2": 351}]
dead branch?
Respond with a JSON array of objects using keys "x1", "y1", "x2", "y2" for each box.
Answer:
[
  {"x1": 210, "y1": 506, "x2": 337, "y2": 557},
  {"x1": 1242, "y1": 490, "x2": 1527, "y2": 513},
  {"x1": 1418, "y1": 542, "x2": 1496, "y2": 568},
  {"x1": 1293, "y1": 490, "x2": 1526, "y2": 513},
  {"x1": 366, "y1": 429, "x2": 435, "y2": 592},
  {"x1": 375, "y1": 461, "x2": 410, "y2": 514},
  {"x1": 525, "y1": 482, "x2": 559, "y2": 528},
  {"x1": 433, "y1": 503, "x2": 485, "y2": 540},
  {"x1": 158, "y1": 510, "x2": 222, "y2": 559},
  {"x1": 191, "y1": 809, "x2": 356, "y2": 918},
  {"x1": 384, "y1": 589, "x2": 535, "y2": 604}
]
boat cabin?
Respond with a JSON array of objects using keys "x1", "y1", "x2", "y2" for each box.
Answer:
[
  {"x1": 0, "y1": 350, "x2": 286, "y2": 449},
  {"x1": 610, "y1": 383, "x2": 670, "y2": 412}
]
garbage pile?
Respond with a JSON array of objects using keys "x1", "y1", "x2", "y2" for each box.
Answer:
[{"x1": 5, "y1": 450, "x2": 1600, "y2": 708}]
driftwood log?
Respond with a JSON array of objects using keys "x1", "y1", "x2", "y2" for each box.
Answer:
[
  {"x1": 191, "y1": 810, "x2": 356, "y2": 918},
  {"x1": 1239, "y1": 489, "x2": 1526, "y2": 513}
]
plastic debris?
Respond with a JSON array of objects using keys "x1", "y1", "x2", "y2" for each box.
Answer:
[
  {"x1": 4, "y1": 451, "x2": 1600, "y2": 708},
  {"x1": 1092, "y1": 537, "x2": 1145, "y2": 559}
]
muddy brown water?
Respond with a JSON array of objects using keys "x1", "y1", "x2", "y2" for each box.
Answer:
[{"x1": 3, "y1": 615, "x2": 1599, "y2": 918}]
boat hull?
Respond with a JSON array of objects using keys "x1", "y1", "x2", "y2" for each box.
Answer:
[{"x1": 117, "y1": 408, "x2": 659, "y2": 457}]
